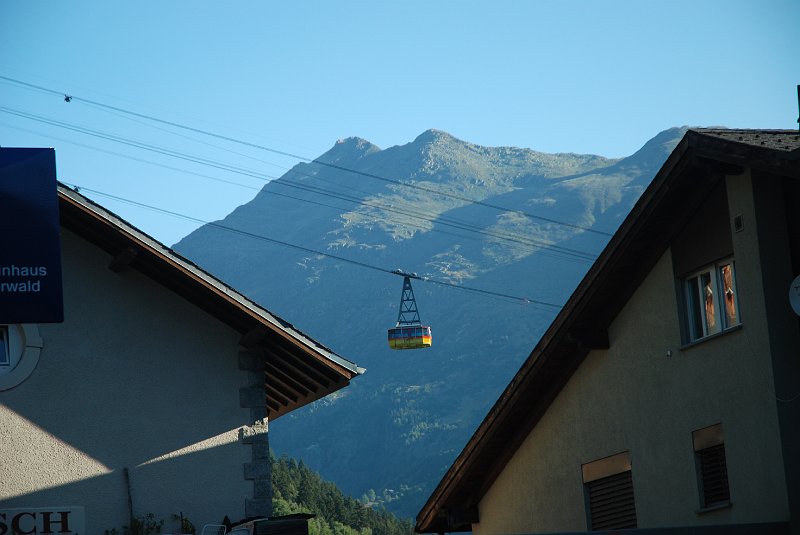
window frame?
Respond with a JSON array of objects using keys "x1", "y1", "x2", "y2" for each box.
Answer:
[
  {"x1": 0, "y1": 325, "x2": 9, "y2": 366},
  {"x1": 682, "y1": 258, "x2": 740, "y2": 343},
  {"x1": 0, "y1": 324, "x2": 43, "y2": 390}
]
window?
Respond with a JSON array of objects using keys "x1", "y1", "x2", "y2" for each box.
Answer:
[
  {"x1": 683, "y1": 259, "x2": 739, "y2": 342},
  {"x1": 0, "y1": 324, "x2": 43, "y2": 390},
  {"x1": 582, "y1": 451, "x2": 637, "y2": 530},
  {"x1": 0, "y1": 325, "x2": 8, "y2": 366},
  {"x1": 693, "y1": 423, "x2": 731, "y2": 510},
  {"x1": 0, "y1": 324, "x2": 22, "y2": 374}
]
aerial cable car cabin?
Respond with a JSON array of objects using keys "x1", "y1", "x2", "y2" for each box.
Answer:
[{"x1": 388, "y1": 274, "x2": 432, "y2": 350}]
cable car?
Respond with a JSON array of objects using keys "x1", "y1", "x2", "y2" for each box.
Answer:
[
  {"x1": 388, "y1": 274, "x2": 432, "y2": 350},
  {"x1": 388, "y1": 324, "x2": 432, "y2": 350}
]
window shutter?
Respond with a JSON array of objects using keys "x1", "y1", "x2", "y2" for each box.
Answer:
[
  {"x1": 586, "y1": 470, "x2": 637, "y2": 530},
  {"x1": 697, "y1": 443, "x2": 730, "y2": 507}
]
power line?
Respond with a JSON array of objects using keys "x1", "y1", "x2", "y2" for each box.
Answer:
[
  {"x1": 275, "y1": 167, "x2": 600, "y2": 262},
  {"x1": 1, "y1": 75, "x2": 613, "y2": 237},
  {"x1": 271, "y1": 176, "x2": 596, "y2": 263},
  {"x1": 0, "y1": 105, "x2": 275, "y2": 181},
  {"x1": 1, "y1": 105, "x2": 599, "y2": 263},
  {"x1": 62, "y1": 182, "x2": 564, "y2": 310},
  {"x1": 0, "y1": 121, "x2": 265, "y2": 192},
  {"x1": 4, "y1": 119, "x2": 513, "y2": 252},
  {"x1": 79, "y1": 99, "x2": 289, "y2": 172}
]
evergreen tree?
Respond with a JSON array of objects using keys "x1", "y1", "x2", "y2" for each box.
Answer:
[{"x1": 271, "y1": 454, "x2": 413, "y2": 535}]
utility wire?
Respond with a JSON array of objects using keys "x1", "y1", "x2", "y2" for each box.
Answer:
[
  {"x1": 0, "y1": 105, "x2": 274, "y2": 180},
  {"x1": 0, "y1": 121, "x2": 264, "y2": 191},
  {"x1": 62, "y1": 182, "x2": 564, "y2": 310},
  {"x1": 4, "y1": 119, "x2": 514, "y2": 252},
  {"x1": 273, "y1": 177, "x2": 596, "y2": 263},
  {"x1": 275, "y1": 167, "x2": 599, "y2": 262},
  {"x1": 79, "y1": 99, "x2": 289, "y2": 171},
  {"x1": 1, "y1": 75, "x2": 613, "y2": 236},
  {"x1": 1, "y1": 105, "x2": 599, "y2": 263}
]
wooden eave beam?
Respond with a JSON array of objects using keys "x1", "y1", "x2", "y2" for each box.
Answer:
[
  {"x1": 265, "y1": 356, "x2": 319, "y2": 395},
  {"x1": 265, "y1": 362, "x2": 309, "y2": 400},
  {"x1": 269, "y1": 376, "x2": 351, "y2": 420},
  {"x1": 267, "y1": 343, "x2": 335, "y2": 388},
  {"x1": 266, "y1": 397, "x2": 282, "y2": 412},
  {"x1": 265, "y1": 372, "x2": 300, "y2": 404},
  {"x1": 262, "y1": 336, "x2": 355, "y2": 421},
  {"x1": 267, "y1": 388, "x2": 290, "y2": 409}
]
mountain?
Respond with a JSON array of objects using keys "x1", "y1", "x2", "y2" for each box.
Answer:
[{"x1": 173, "y1": 127, "x2": 687, "y2": 518}]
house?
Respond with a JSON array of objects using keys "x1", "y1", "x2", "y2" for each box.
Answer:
[
  {"x1": 416, "y1": 129, "x2": 800, "y2": 535},
  {"x1": 0, "y1": 158, "x2": 364, "y2": 535}
]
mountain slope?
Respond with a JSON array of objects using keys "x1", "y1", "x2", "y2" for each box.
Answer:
[
  {"x1": 173, "y1": 127, "x2": 686, "y2": 517},
  {"x1": 271, "y1": 453, "x2": 413, "y2": 535}
]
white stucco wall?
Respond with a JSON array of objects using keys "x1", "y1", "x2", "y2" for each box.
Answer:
[
  {"x1": 474, "y1": 170, "x2": 789, "y2": 534},
  {"x1": 0, "y1": 229, "x2": 254, "y2": 533}
]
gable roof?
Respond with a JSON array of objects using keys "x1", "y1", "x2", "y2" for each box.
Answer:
[
  {"x1": 415, "y1": 129, "x2": 800, "y2": 533},
  {"x1": 58, "y1": 184, "x2": 364, "y2": 420}
]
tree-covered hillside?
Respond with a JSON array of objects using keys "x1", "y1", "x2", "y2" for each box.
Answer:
[{"x1": 271, "y1": 454, "x2": 413, "y2": 535}]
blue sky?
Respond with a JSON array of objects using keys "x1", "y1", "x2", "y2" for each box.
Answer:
[{"x1": 1, "y1": 1, "x2": 797, "y2": 246}]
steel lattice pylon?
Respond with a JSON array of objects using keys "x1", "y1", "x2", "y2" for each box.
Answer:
[{"x1": 396, "y1": 276, "x2": 422, "y2": 326}]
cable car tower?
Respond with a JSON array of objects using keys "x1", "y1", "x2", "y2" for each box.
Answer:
[{"x1": 388, "y1": 271, "x2": 432, "y2": 350}]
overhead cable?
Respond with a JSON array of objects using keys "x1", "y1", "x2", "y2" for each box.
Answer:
[
  {"x1": 62, "y1": 182, "x2": 564, "y2": 310},
  {"x1": 4, "y1": 120, "x2": 515, "y2": 252},
  {"x1": 1, "y1": 105, "x2": 599, "y2": 263},
  {"x1": 1, "y1": 75, "x2": 613, "y2": 236}
]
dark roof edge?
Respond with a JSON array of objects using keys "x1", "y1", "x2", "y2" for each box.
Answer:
[{"x1": 58, "y1": 183, "x2": 365, "y2": 377}]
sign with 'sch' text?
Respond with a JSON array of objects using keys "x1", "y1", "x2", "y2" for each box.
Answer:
[
  {"x1": 0, "y1": 507, "x2": 85, "y2": 535},
  {"x1": 0, "y1": 148, "x2": 64, "y2": 323}
]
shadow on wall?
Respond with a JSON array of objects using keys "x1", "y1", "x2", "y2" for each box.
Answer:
[{"x1": 1, "y1": 439, "x2": 250, "y2": 534}]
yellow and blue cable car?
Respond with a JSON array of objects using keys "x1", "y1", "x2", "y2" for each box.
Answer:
[
  {"x1": 388, "y1": 324, "x2": 432, "y2": 350},
  {"x1": 388, "y1": 274, "x2": 432, "y2": 350}
]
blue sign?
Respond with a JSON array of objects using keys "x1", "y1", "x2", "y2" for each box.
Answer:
[{"x1": 0, "y1": 148, "x2": 64, "y2": 323}]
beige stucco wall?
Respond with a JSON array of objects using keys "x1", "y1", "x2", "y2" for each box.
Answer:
[
  {"x1": 0, "y1": 229, "x2": 254, "y2": 533},
  {"x1": 474, "y1": 170, "x2": 789, "y2": 534}
]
